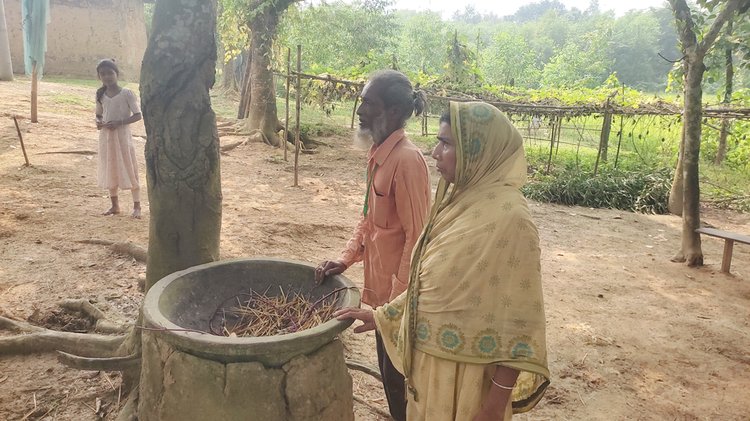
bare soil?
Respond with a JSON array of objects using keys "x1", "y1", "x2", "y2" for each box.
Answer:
[{"x1": 1, "y1": 78, "x2": 749, "y2": 420}]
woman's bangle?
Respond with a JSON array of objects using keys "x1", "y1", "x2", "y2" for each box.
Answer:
[{"x1": 491, "y1": 377, "x2": 514, "y2": 390}]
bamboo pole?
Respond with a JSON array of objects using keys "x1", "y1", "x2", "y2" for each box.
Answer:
[
  {"x1": 31, "y1": 61, "x2": 38, "y2": 123},
  {"x1": 12, "y1": 116, "x2": 30, "y2": 166},
  {"x1": 293, "y1": 45, "x2": 301, "y2": 187},
  {"x1": 614, "y1": 84, "x2": 626, "y2": 168},
  {"x1": 545, "y1": 116, "x2": 556, "y2": 174},
  {"x1": 284, "y1": 48, "x2": 290, "y2": 161}
]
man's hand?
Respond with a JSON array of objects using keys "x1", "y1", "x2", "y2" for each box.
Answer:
[
  {"x1": 314, "y1": 260, "x2": 347, "y2": 284},
  {"x1": 333, "y1": 307, "x2": 376, "y2": 333}
]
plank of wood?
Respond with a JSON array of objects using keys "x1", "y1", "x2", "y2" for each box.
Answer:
[
  {"x1": 695, "y1": 227, "x2": 750, "y2": 245},
  {"x1": 722, "y1": 240, "x2": 735, "y2": 273}
]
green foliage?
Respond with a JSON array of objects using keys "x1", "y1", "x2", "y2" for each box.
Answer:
[
  {"x1": 443, "y1": 30, "x2": 482, "y2": 88},
  {"x1": 611, "y1": 11, "x2": 673, "y2": 91},
  {"x1": 522, "y1": 166, "x2": 673, "y2": 214},
  {"x1": 276, "y1": 0, "x2": 397, "y2": 77},
  {"x1": 218, "y1": 0, "x2": 250, "y2": 64},
  {"x1": 540, "y1": 26, "x2": 614, "y2": 88},
  {"x1": 481, "y1": 30, "x2": 541, "y2": 88},
  {"x1": 395, "y1": 11, "x2": 451, "y2": 75}
]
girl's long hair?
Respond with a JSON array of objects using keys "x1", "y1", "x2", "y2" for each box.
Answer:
[{"x1": 95, "y1": 59, "x2": 119, "y2": 104}]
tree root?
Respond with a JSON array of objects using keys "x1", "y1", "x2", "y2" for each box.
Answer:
[
  {"x1": 57, "y1": 351, "x2": 140, "y2": 371},
  {"x1": 36, "y1": 150, "x2": 97, "y2": 155},
  {"x1": 77, "y1": 239, "x2": 147, "y2": 263},
  {"x1": 58, "y1": 299, "x2": 129, "y2": 334},
  {"x1": 114, "y1": 386, "x2": 139, "y2": 421},
  {"x1": 220, "y1": 138, "x2": 249, "y2": 153},
  {"x1": 345, "y1": 359, "x2": 382, "y2": 382},
  {"x1": 0, "y1": 315, "x2": 125, "y2": 356},
  {"x1": 353, "y1": 395, "x2": 391, "y2": 419}
]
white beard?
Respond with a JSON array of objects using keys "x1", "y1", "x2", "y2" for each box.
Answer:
[
  {"x1": 353, "y1": 128, "x2": 374, "y2": 150},
  {"x1": 353, "y1": 117, "x2": 390, "y2": 150}
]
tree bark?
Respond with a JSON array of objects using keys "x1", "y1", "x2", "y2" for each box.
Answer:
[
  {"x1": 668, "y1": 129, "x2": 684, "y2": 216},
  {"x1": 599, "y1": 110, "x2": 611, "y2": 162},
  {"x1": 238, "y1": 51, "x2": 252, "y2": 119},
  {"x1": 245, "y1": 0, "x2": 298, "y2": 146},
  {"x1": 0, "y1": 0, "x2": 13, "y2": 81},
  {"x1": 140, "y1": 0, "x2": 222, "y2": 291},
  {"x1": 677, "y1": 59, "x2": 704, "y2": 266},
  {"x1": 222, "y1": 59, "x2": 238, "y2": 91},
  {"x1": 247, "y1": 10, "x2": 281, "y2": 146}
]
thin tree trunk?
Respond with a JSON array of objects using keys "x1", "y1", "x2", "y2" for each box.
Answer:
[
  {"x1": 668, "y1": 129, "x2": 684, "y2": 216},
  {"x1": 237, "y1": 51, "x2": 252, "y2": 119},
  {"x1": 222, "y1": 59, "x2": 237, "y2": 91},
  {"x1": 140, "y1": 0, "x2": 221, "y2": 292},
  {"x1": 677, "y1": 60, "x2": 704, "y2": 266},
  {"x1": 31, "y1": 62, "x2": 38, "y2": 122},
  {"x1": 599, "y1": 106, "x2": 612, "y2": 163},
  {"x1": 715, "y1": 20, "x2": 733, "y2": 165}
]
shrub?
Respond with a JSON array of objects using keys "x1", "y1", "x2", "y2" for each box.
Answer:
[{"x1": 522, "y1": 166, "x2": 673, "y2": 214}]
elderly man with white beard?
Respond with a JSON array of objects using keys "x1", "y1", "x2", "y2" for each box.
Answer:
[{"x1": 315, "y1": 70, "x2": 430, "y2": 421}]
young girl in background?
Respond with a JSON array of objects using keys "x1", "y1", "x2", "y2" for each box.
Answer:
[{"x1": 95, "y1": 59, "x2": 143, "y2": 218}]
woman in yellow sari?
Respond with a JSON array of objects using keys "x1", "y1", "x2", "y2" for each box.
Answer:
[{"x1": 335, "y1": 101, "x2": 549, "y2": 420}]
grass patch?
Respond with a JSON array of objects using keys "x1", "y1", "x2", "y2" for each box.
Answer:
[
  {"x1": 43, "y1": 76, "x2": 102, "y2": 88},
  {"x1": 523, "y1": 166, "x2": 673, "y2": 214},
  {"x1": 48, "y1": 93, "x2": 90, "y2": 107}
]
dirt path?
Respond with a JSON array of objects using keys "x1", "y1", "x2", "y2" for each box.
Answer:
[{"x1": 1, "y1": 78, "x2": 749, "y2": 420}]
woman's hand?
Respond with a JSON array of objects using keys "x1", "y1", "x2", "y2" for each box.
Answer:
[
  {"x1": 333, "y1": 307, "x2": 375, "y2": 333},
  {"x1": 103, "y1": 120, "x2": 120, "y2": 130},
  {"x1": 471, "y1": 407, "x2": 504, "y2": 421}
]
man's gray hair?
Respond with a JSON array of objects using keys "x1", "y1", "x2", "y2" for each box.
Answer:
[{"x1": 369, "y1": 70, "x2": 427, "y2": 127}]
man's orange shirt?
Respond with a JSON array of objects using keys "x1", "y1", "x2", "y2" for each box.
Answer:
[{"x1": 340, "y1": 129, "x2": 431, "y2": 307}]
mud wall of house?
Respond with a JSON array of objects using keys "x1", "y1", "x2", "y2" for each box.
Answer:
[{"x1": 5, "y1": 0, "x2": 147, "y2": 81}]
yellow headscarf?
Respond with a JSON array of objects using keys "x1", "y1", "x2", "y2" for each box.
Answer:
[{"x1": 377, "y1": 101, "x2": 549, "y2": 412}]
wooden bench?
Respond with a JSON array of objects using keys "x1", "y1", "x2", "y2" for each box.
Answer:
[{"x1": 696, "y1": 227, "x2": 750, "y2": 273}]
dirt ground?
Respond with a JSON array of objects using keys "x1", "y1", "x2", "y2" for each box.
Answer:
[{"x1": 1, "y1": 78, "x2": 749, "y2": 421}]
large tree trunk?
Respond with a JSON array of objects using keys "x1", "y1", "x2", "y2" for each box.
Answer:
[
  {"x1": 140, "y1": 0, "x2": 221, "y2": 292},
  {"x1": 136, "y1": 2, "x2": 221, "y2": 418},
  {"x1": 247, "y1": 10, "x2": 281, "y2": 146},
  {"x1": 0, "y1": 0, "x2": 13, "y2": 81},
  {"x1": 244, "y1": 0, "x2": 298, "y2": 145}
]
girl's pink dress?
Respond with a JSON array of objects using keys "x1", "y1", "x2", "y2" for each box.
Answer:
[{"x1": 96, "y1": 88, "x2": 140, "y2": 190}]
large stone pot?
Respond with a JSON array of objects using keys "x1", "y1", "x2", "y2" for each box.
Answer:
[{"x1": 138, "y1": 258, "x2": 360, "y2": 421}]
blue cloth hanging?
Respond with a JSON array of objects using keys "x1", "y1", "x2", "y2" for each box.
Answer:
[{"x1": 21, "y1": 0, "x2": 50, "y2": 77}]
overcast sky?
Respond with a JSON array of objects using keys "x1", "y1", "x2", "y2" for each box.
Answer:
[{"x1": 389, "y1": 0, "x2": 661, "y2": 18}]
